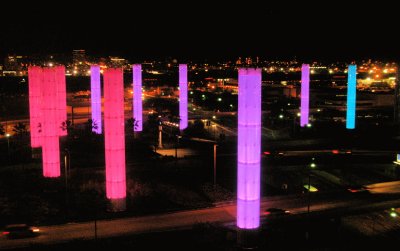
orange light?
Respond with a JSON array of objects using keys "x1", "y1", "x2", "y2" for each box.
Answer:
[
  {"x1": 2, "y1": 231, "x2": 10, "y2": 235},
  {"x1": 263, "y1": 151, "x2": 271, "y2": 155},
  {"x1": 332, "y1": 150, "x2": 339, "y2": 154}
]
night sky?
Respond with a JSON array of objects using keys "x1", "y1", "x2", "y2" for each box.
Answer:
[{"x1": 1, "y1": 2, "x2": 399, "y2": 62}]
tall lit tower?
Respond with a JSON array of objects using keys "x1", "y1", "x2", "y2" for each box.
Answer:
[
  {"x1": 28, "y1": 67, "x2": 43, "y2": 147},
  {"x1": 133, "y1": 64, "x2": 143, "y2": 131},
  {"x1": 104, "y1": 68, "x2": 126, "y2": 211},
  {"x1": 91, "y1": 65, "x2": 102, "y2": 134},
  {"x1": 300, "y1": 64, "x2": 310, "y2": 127},
  {"x1": 346, "y1": 65, "x2": 357, "y2": 129},
  {"x1": 237, "y1": 68, "x2": 261, "y2": 245},
  {"x1": 179, "y1": 64, "x2": 188, "y2": 130},
  {"x1": 41, "y1": 67, "x2": 61, "y2": 177}
]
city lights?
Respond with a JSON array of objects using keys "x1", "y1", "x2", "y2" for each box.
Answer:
[{"x1": 237, "y1": 68, "x2": 261, "y2": 229}]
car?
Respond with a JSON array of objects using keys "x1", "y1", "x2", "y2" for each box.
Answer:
[
  {"x1": 2, "y1": 224, "x2": 40, "y2": 239},
  {"x1": 263, "y1": 208, "x2": 290, "y2": 216},
  {"x1": 347, "y1": 185, "x2": 369, "y2": 193}
]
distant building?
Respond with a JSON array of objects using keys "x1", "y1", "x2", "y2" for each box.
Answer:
[
  {"x1": 72, "y1": 50, "x2": 89, "y2": 76},
  {"x1": 3, "y1": 55, "x2": 27, "y2": 76},
  {"x1": 72, "y1": 50, "x2": 86, "y2": 65},
  {"x1": 109, "y1": 57, "x2": 127, "y2": 69}
]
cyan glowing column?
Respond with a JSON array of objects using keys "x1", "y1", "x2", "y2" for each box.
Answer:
[
  {"x1": 300, "y1": 64, "x2": 310, "y2": 127},
  {"x1": 91, "y1": 65, "x2": 102, "y2": 134},
  {"x1": 179, "y1": 64, "x2": 188, "y2": 130},
  {"x1": 237, "y1": 68, "x2": 261, "y2": 229},
  {"x1": 28, "y1": 66, "x2": 43, "y2": 147},
  {"x1": 133, "y1": 64, "x2": 142, "y2": 132},
  {"x1": 104, "y1": 68, "x2": 126, "y2": 211},
  {"x1": 42, "y1": 67, "x2": 60, "y2": 177},
  {"x1": 346, "y1": 65, "x2": 357, "y2": 129}
]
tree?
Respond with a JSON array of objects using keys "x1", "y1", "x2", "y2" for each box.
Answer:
[
  {"x1": 84, "y1": 119, "x2": 98, "y2": 135},
  {"x1": 126, "y1": 118, "x2": 139, "y2": 132},
  {"x1": 12, "y1": 122, "x2": 27, "y2": 136},
  {"x1": 0, "y1": 124, "x2": 4, "y2": 136}
]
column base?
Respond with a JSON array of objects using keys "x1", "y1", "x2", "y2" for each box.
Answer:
[
  {"x1": 108, "y1": 198, "x2": 126, "y2": 212},
  {"x1": 237, "y1": 228, "x2": 259, "y2": 250}
]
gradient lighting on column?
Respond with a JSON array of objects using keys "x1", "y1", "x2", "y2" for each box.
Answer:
[
  {"x1": 56, "y1": 66, "x2": 67, "y2": 136},
  {"x1": 28, "y1": 67, "x2": 43, "y2": 147},
  {"x1": 237, "y1": 68, "x2": 261, "y2": 229},
  {"x1": 300, "y1": 64, "x2": 310, "y2": 127},
  {"x1": 179, "y1": 64, "x2": 188, "y2": 130},
  {"x1": 346, "y1": 65, "x2": 357, "y2": 129},
  {"x1": 42, "y1": 67, "x2": 61, "y2": 177},
  {"x1": 91, "y1": 65, "x2": 102, "y2": 134},
  {"x1": 133, "y1": 64, "x2": 142, "y2": 131},
  {"x1": 104, "y1": 69, "x2": 126, "y2": 200}
]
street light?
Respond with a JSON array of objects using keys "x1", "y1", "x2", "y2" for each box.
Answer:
[{"x1": 5, "y1": 133, "x2": 10, "y2": 154}]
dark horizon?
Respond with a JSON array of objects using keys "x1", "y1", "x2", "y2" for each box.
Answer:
[{"x1": 1, "y1": 2, "x2": 400, "y2": 62}]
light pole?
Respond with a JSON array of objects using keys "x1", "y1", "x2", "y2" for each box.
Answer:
[
  {"x1": 64, "y1": 148, "x2": 70, "y2": 220},
  {"x1": 5, "y1": 133, "x2": 10, "y2": 155},
  {"x1": 213, "y1": 144, "x2": 217, "y2": 189},
  {"x1": 306, "y1": 158, "x2": 316, "y2": 240}
]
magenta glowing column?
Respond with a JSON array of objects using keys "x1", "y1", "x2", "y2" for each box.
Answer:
[
  {"x1": 41, "y1": 68, "x2": 61, "y2": 178},
  {"x1": 28, "y1": 66, "x2": 43, "y2": 148},
  {"x1": 91, "y1": 65, "x2": 102, "y2": 134},
  {"x1": 300, "y1": 64, "x2": 310, "y2": 127},
  {"x1": 133, "y1": 64, "x2": 143, "y2": 132},
  {"x1": 55, "y1": 66, "x2": 67, "y2": 136},
  {"x1": 179, "y1": 64, "x2": 188, "y2": 130},
  {"x1": 104, "y1": 68, "x2": 126, "y2": 208},
  {"x1": 237, "y1": 68, "x2": 261, "y2": 229}
]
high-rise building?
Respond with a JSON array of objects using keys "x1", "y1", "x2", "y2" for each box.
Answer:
[{"x1": 72, "y1": 50, "x2": 86, "y2": 65}]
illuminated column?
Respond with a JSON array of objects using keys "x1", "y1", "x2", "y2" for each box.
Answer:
[
  {"x1": 237, "y1": 68, "x2": 261, "y2": 230},
  {"x1": 346, "y1": 65, "x2": 357, "y2": 129},
  {"x1": 56, "y1": 66, "x2": 67, "y2": 136},
  {"x1": 300, "y1": 64, "x2": 310, "y2": 127},
  {"x1": 28, "y1": 67, "x2": 43, "y2": 147},
  {"x1": 104, "y1": 68, "x2": 126, "y2": 211},
  {"x1": 91, "y1": 65, "x2": 102, "y2": 134},
  {"x1": 133, "y1": 64, "x2": 142, "y2": 131},
  {"x1": 41, "y1": 68, "x2": 60, "y2": 177},
  {"x1": 179, "y1": 64, "x2": 188, "y2": 130}
]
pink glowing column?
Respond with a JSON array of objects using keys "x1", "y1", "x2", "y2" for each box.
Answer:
[
  {"x1": 133, "y1": 64, "x2": 143, "y2": 131},
  {"x1": 300, "y1": 64, "x2": 310, "y2": 127},
  {"x1": 237, "y1": 68, "x2": 261, "y2": 229},
  {"x1": 179, "y1": 64, "x2": 188, "y2": 130},
  {"x1": 104, "y1": 68, "x2": 126, "y2": 210},
  {"x1": 56, "y1": 66, "x2": 67, "y2": 136},
  {"x1": 41, "y1": 68, "x2": 61, "y2": 177},
  {"x1": 28, "y1": 67, "x2": 43, "y2": 147},
  {"x1": 91, "y1": 65, "x2": 102, "y2": 134}
]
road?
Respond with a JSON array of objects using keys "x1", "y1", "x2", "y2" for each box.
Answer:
[{"x1": 2, "y1": 188, "x2": 400, "y2": 249}]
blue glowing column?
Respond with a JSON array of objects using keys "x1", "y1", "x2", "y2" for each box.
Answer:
[
  {"x1": 237, "y1": 68, "x2": 262, "y2": 229},
  {"x1": 300, "y1": 64, "x2": 310, "y2": 127},
  {"x1": 133, "y1": 64, "x2": 143, "y2": 131},
  {"x1": 179, "y1": 64, "x2": 188, "y2": 130},
  {"x1": 346, "y1": 65, "x2": 357, "y2": 129},
  {"x1": 91, "y1": 65, "x2": 102, "y2": 134}
]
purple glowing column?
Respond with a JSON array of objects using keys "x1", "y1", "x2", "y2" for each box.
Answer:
[
  {"x1": 300, "y1": 64, "x2": 310, "y2": 127},
  {"x1": 133, "y1": 64, "x2": 143, "y2": 131},
  {"x1": 237, "y1": 68, "x2": 261, "y2": 229},
  {"x1": 179, "y1": 64, "x2": 188, "y2": 130},
  {"x1": 91, "y1": 65, "x2": 102, "y2": 134}
]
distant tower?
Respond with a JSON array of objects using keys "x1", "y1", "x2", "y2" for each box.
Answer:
[
  {"x1": 346, "y1": 65, "x2": 357, "y2": 129},
  {"x1": 133, "y1": 64, "x2": 143, "y2": 131},
  {"x1": 91, "y1": 65, "x2": 102, "y2": 134},
  {"x1": 300, "y1": 64, "x2": 310, "y2": 127},
  {"x1": 179, "y1": 64, "x2": 188, "y2": 130}
]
